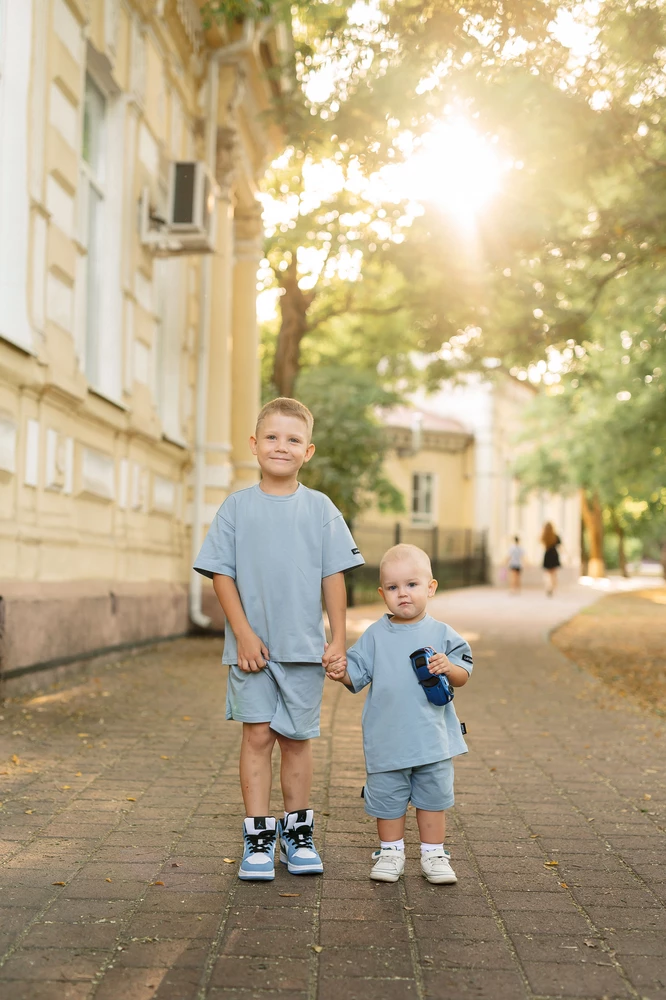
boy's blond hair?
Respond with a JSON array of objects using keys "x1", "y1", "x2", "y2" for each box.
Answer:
[
  {"x1": 255, "y1": 397, "x2": 314, "y2": 440},
  {"x1": 379, "y1": 543, "x2": 433, "y2": 581}
]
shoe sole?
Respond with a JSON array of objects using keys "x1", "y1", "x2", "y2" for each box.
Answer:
[
  {"x1": 279, "y1": 849, "x2": 323, "y2": 874},
  {"x1": 370, "y1": 870, "x2": 403, "y2": 882},
  {"x1": 238, "y1": 870, "x2": 275, "y2": 880},
  {"x1": 421, "y1": 871, "x2": 457, "y2": 884}
]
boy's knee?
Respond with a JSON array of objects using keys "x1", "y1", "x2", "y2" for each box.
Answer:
[
  {"x1": 242, "y1": 722, "x2": 275, "y2": 752},
  {"x1": 275, "y1": 733, "x2": 310, "y2": 754}
]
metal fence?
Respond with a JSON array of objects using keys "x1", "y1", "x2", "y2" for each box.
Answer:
[{"x1": 348, "y1": 523, "x2": 488, "y2": 605}]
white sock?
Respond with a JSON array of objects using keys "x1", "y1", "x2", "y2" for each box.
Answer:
[
  {"x1": 380, "y1": 838, "x2": 404, "y2": 851},
  {"x1": 421, "y1": 842, "x2": 444, "y2": 854}
]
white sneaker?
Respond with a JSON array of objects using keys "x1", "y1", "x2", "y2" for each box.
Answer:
[
  {"x1": 420, "y1": 849, "x2": 457, "y2": 884},
  {"x1": 370, "y1": 847, "x2": 405, "y2": 882}
]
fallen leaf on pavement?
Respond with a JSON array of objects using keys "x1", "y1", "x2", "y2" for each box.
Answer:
[
  {"x1": 126, "y1": 797, "x2": 136, "y2": 802},
  {"x1": 52, "y1": 882, "x2": 66, "y2": 886},
  {"x1": 160, "y1": 756, "x2": 170, "y2": 760},
  {"x1": 75, "y1": 772, "x2": 82, "y2": 777},
  {"x1": 312, "y1": 945, "x2": 323, "y2": 953},
  {"x1": 559, "y1": 882, "x2": 568, "y2": 888},
  {"x1": 404, "y1": 905, "x2": 415, "y2": 911},
  {"x1": 222, "y1": 858, "x2": 235, "y2": 864},
  {"x1": 105, "y1": 878, "x2": 112, "y2": 882},
  {"x1": 171, "y1": 863, "x2": 181, "y2": 867},
  {"x1": 152, "y1": 881, "x2": 165, "y2": 886},
  {"x1": 279, "y1": 893, "x2": 300, "y2": 897},
  {"x1": 182, "y1": 716, "x2": 191, "y2": 721},
  {"x1": 584, "y1": 939, "x2": 598, "y2": 948},
  {"x1": 11, "y1": 755, "x2": 19, "y2": 765},
  {"x1": 77, "y1": 733, "x2": 90, "y2": 738}
]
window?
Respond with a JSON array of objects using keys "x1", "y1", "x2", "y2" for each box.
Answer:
[
  {"x1": 79, "y1": 74, "x2": 106, "y2": 386},
  {"x1": 412, "y1": 472, "x2": 435, "y2": 526}
]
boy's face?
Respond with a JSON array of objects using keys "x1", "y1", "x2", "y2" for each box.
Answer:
[
  {"x1": 250, "y1": 413, "x2": 315, "y2": 479},
  {"x1": 378, "y1": 556, "x2": 437, "y2": 623}
]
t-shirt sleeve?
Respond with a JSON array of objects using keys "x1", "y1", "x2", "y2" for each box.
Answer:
[
  {"x1": 193, "y1": 507, "x2": 236, "y2": 580},
  {"x1": 444, "y1": 626, "x2": 474, "y2": 675},
  {"x1": 322, "y1": 509, "x2": 365, "y2": 578},
  {"x1": 345, "y1": 631, "x2": 374, "y2": 693}
]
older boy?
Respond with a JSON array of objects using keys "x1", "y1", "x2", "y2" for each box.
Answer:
[
  {"x1": 327, "y1": 543, "x2": 472, "y2": 884},
  {"x1": 194, "y1": 397, "x2": 363, "y2": 881}
]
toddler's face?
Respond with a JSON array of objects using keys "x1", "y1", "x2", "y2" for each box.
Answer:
[{"x1": 378, "y1": 557, "x2": 437, "y2": 623}]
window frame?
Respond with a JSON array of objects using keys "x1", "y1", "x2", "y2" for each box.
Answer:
[
  {"x1": 411, "y1": 471, "x2": 436, "y2": 527},
  {"x1": 79, "y1": 72, "x2": 108, "y2": 387}
]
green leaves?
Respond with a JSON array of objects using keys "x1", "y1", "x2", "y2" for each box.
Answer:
[{"x1": 295, "y1": 367, "x2": 404, "y2": 522}]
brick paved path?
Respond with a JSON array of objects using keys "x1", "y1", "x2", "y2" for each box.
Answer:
[{"x1": 0, "y1": 584, "x2": 665, "y2": 1000}]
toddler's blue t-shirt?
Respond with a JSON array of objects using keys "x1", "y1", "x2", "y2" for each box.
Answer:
[
  {"x1": 346, "y1": 614, "x2": 472, "y2": 773},
  {"x1": 193, "y1": 483, "x2": 364, "y2": 664}
]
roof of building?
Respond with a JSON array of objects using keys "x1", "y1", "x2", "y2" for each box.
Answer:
[{"x1": 380, "y1": 405, "x2": 469, "y2": 436}]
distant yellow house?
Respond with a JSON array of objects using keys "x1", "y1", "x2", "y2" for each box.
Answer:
[
  {"x1": 0, "y1": 0, "x2": 289, "y2": 686},
  {"x1": 354, "y1": 375, "x2": 581, "y2": 592}
]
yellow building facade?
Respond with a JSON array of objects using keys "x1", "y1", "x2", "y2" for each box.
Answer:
[{"x1": 0, "y1": 0, "x2": 286, "y2": 684}]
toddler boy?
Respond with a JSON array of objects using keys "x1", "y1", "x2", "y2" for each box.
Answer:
[
  {"x1": 327, "y1": 543, "x2": 471, "y2": 883},
  {"x1": 194, "y1": 397, "x2": 364, "y2": 880}
]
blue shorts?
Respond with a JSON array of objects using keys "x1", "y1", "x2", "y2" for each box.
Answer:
[
  {"x1": 364, "y1": 759, "x2": 455, "y2": 818},
  {"x1": 225, "y1": 661, "x2": 325, "y2": 740}
]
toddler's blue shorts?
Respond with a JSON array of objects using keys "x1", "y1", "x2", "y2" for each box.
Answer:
[
  {"x1": 225, "y1": 660, "x2": 325, "y2": 740},
  {"x1": 364, "y1": 759, "x2": 455, "y2": 818}
]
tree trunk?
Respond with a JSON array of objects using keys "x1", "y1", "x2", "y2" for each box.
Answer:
[
  {"x1": 272, "y1": 258, "x2": 314, "y2": 398},
  {"x1": 580, "y1": 489, "x2": 605, "y2": 578},
  {"x1": 609, "y1": 507, "x2": 628, "y2": 577},
  {"x1": 580, "y1": 515, "x2": 589, "y2": 577}
]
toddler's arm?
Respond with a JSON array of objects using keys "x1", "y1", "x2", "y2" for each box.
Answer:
[
  {"x1": 213, "y1": 574, "x2": 269, "y2": 672},
  {"x1": 322, "y1": 572, "x2": 348, "y2": 671},
  {"x1": 427, "y1": 652, "x2": 470, "y2": 687}
]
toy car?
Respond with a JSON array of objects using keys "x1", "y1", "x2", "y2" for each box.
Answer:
[{"x1": 410, "y1": 647, "x2": 454, "y2": 706}]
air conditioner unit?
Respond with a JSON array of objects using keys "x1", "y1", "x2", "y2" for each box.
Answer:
[{"x1": 139, "y1": 161, "x2": 218, "y2": 256}]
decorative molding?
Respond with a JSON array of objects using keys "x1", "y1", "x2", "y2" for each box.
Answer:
[
  {"x1": 104, "y1": 0, "x2": 119, "y2": 55},
  {"x1": 0, "y1": 416, "x2": 17, "y2": 474},
  {"x1": 175, "y1": 0, "x2": 203, "y2": 55},
  {"x1": 153, "y1": 474, "x2": 176, "y2": 512},
  {"x1": 81, "y1": 446, "x2": 115, "y2": 500},
  {"x1": 25, "y1": 420, "x2": 40, "y2": 487}
]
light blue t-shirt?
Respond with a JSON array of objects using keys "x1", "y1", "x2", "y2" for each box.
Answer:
[
  {"x1": 346, "y1": 614, "x2": 472, "y2": 773},
  {"x1": 193, "y1": 483, "x2": 364, "y2": 664}
]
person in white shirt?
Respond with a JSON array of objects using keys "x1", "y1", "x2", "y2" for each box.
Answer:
[{"x1": 507, "y1": 535, "x2": 524, "y2": 595}]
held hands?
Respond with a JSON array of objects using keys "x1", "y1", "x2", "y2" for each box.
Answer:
[
  {"x1": 237, "y1": 629, "x2": 269, "y2": 673},
  {"x1": 323, "y1": 640, "x2": 347, "y2": 682}
]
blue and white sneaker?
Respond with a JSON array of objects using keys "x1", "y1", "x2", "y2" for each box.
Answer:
[
  {"x1": 238, "y1": 817, "x2": 277, "y2": 881},
  {"x1": 278, "y1": 809, "x2": 323, "y2": 875}
]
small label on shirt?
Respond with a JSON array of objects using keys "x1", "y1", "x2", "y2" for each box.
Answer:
[
  {"x1": 351, "y1": 547, "x2": 360, "y2": 554},
  {"x1": 462, "y1": 654, "x2": 473, "y2": 664},
  {"x1": 460, "y1": 722, "x2": 467, "y2": 735}
]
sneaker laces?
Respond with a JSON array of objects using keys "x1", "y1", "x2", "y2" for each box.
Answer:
[
  {"x1": 283, "y1": 824, "x2": 315, "y2": 851},
  {"x1": 244, "y1": 830, "x2": 275, "y2": 855}
]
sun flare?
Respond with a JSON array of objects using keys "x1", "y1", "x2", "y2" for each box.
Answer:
[{"x1": 387, "y1": 121, "x2": 504, "y2": 225}]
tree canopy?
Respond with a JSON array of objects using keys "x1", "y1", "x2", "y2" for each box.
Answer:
[{"x1": 206, "y1": 0, "x2": 666, "y2": 569}]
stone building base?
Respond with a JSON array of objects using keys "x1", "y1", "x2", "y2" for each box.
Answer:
[{"x1": 0, "y1": 580, "x2": 190, "y2": 694}]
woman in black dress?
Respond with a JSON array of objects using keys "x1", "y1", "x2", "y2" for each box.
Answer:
[{"x1": 541, "y1": 522, "x2": 561, "y2": 597}]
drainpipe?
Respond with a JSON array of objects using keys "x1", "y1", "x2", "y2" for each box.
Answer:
[{"x1": 189, "y1": 17, "x2": 272, "y2": 629}]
